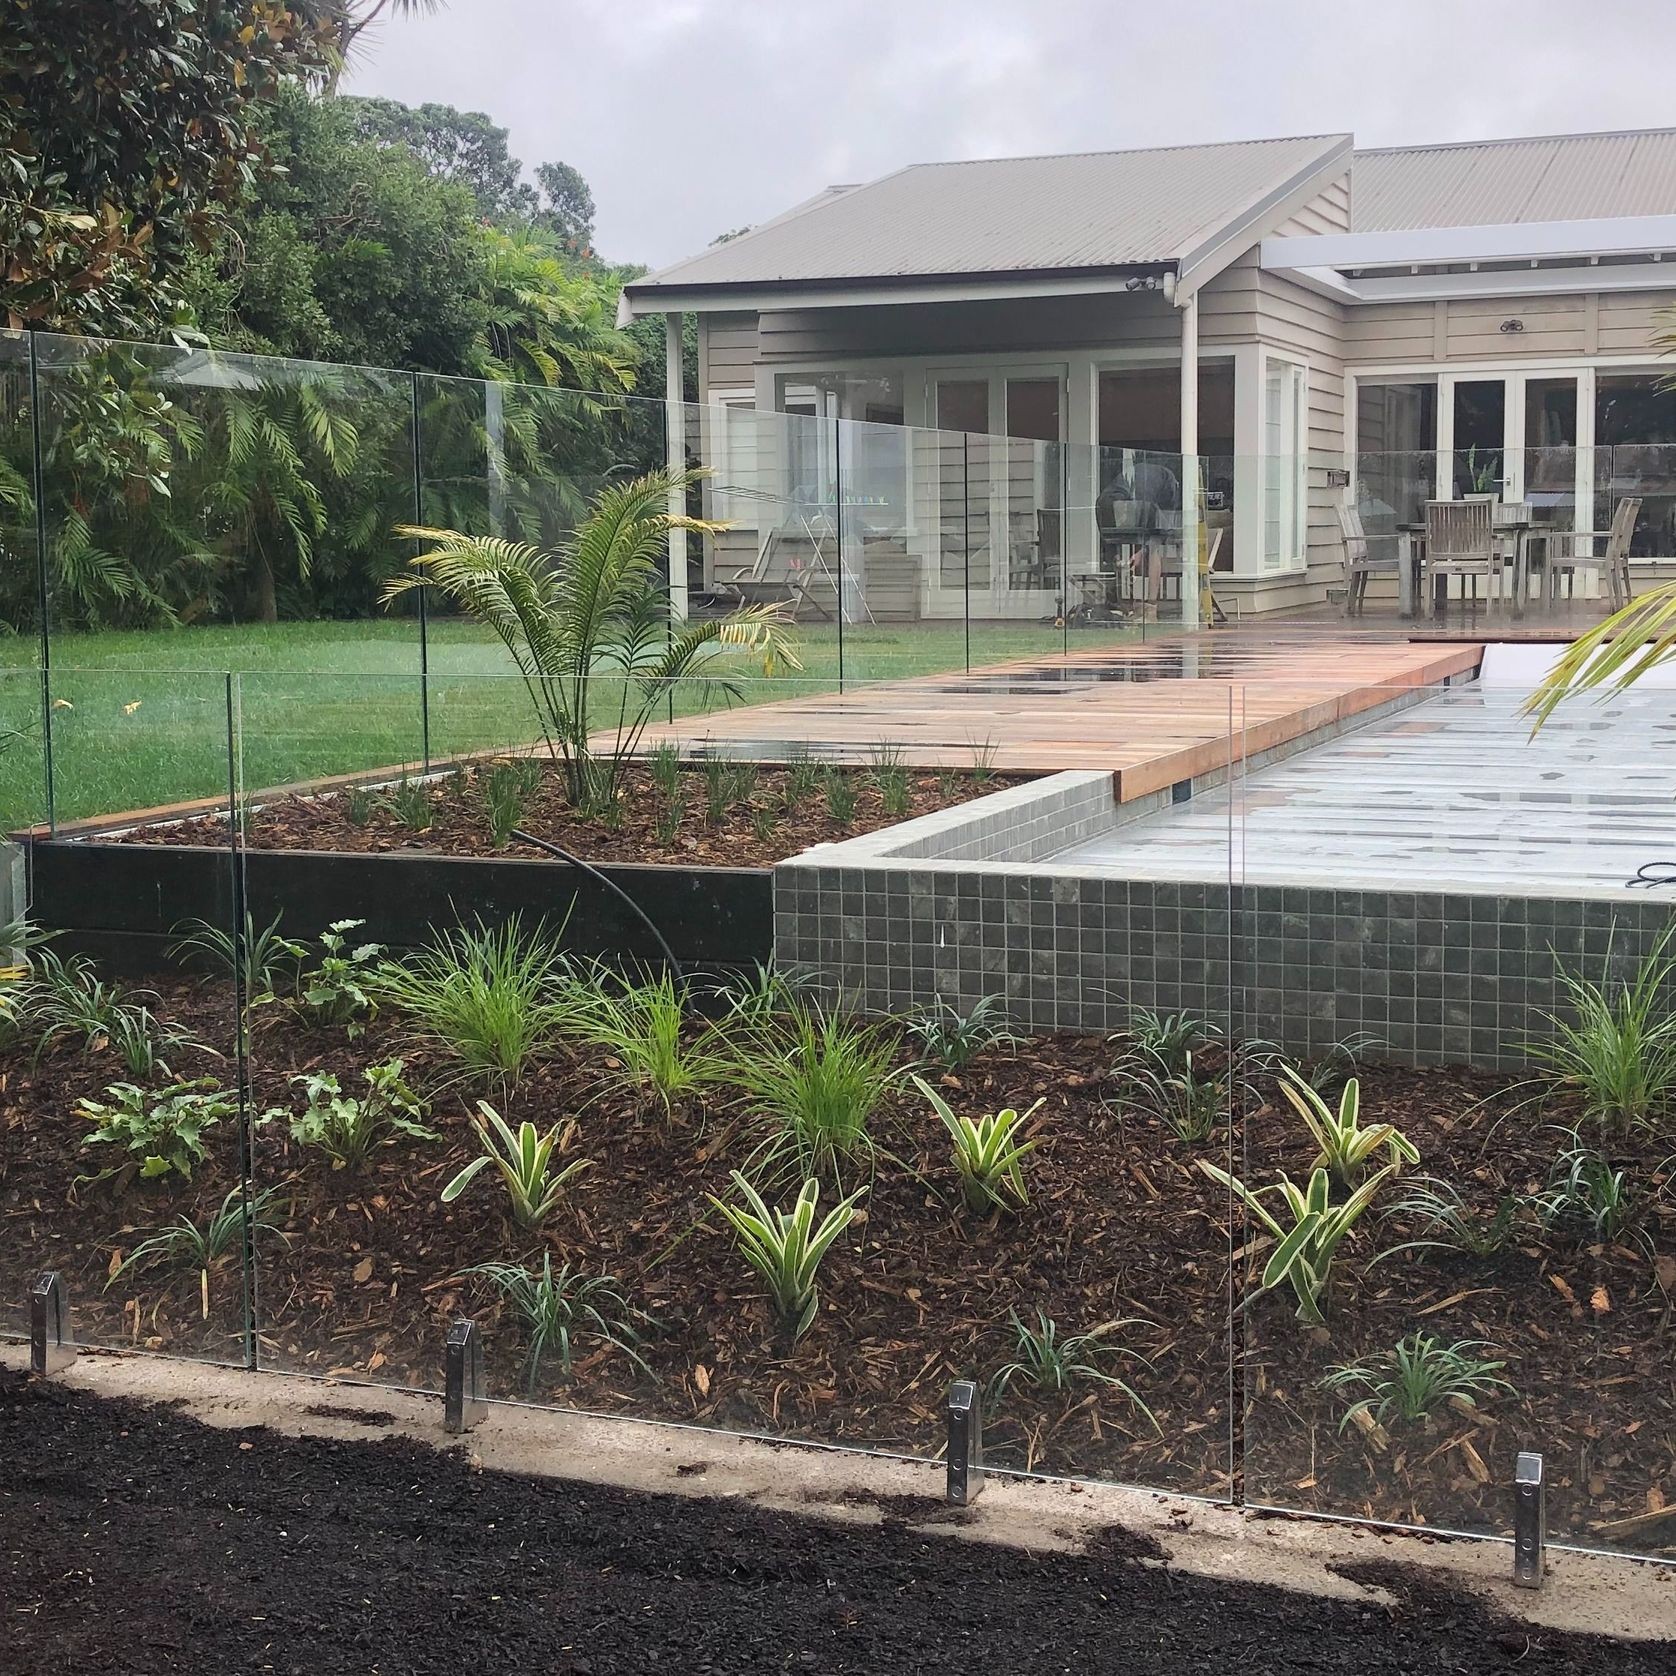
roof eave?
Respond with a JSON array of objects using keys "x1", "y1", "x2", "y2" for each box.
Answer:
[{"x1": 619, "y1": 263, "x2": 1177, "y2": 319}]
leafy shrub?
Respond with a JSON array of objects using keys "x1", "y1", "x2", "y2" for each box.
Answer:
[
  {"x1": 169, "y1": 909, "x2": 303, "y2": 1001},
  {"x1": 564, "y1": 965, "x2": 725, "y2": 1120},
  {"x1": 1279, "y1": 1067, "x2": 1419, "y2": 1184},
  {"x1": 703, "y1": 758, "x2": 756, "y2": 827},
  {"x1": 1115, "y1": 1008, "x2": 1219, "y2": 1077},
  {"x1": 79, "y1": 1078, "x2": 237, "y2": 1182},
  {"x1": 382, "y1": 771, "x2": 434, "y2": 833},
  {"x1": 271, "y1": 1059, "x2": 437, "y2": 1168},
  {"x1": 1200, "y1": 1159, "x2": 1397, "y2": 1324},
  {"x1": 1530, "y1": 925, "x2": 1676, "y2": 1131},
  {"x1": 110, "y1": 1186, "x2": 286, "y2": 1317},
  {"x1": 734, "y1": 1005, "x2": 898, "y2": 1187},
  {"x1": 371, "y1": 917, "x2": 567, "y2": 1082},
  {"x1": 821, "y1": 766, "x2": 857, "y2": 825},
  {"x1": 1536, "y1": 1134, "x2": 1644, "y2": 1245},
  {"x1": 648, "y1": 741, "x2": 681, "y2": 800},
  {"x1": 1121, "y1": 1050, "x2": 1229, "y2": 1144},
  {"x1": 440, "y1": 1102, "x2": 590, "y2": 1228},
  {"x1": 912, "y1": 1074, "x2": 1041, "y2": 1213},
  {"x1": 293, "y1": 919, "x2": 383, "y2": 1035},
  {"x1": 1377, "y1": 1176, "x2": 1523, "y2": 1262},
  {"x1": 23, "y1": 950, "x2": 200, "y2": 1075},
  {"x1": 466, "y1": 1254, "x2": 649, "y2": 1395},
  {"x1": 868, "y1": 743, "x2": 911, "y2": 817},
  {"x1": 481, "y1": 761, "x2": 527, "y2": 847},
  {"x1": 989, "y1": 1309, "x2": 1158, "y2": 1430},
  {"x1": 709, "y1": 1171, "x2": 864, "y2": 1342},
  {"x1": 904, "y1": 994, "x2": 1020, "y2": 1070},
  {"x1": 1322, "y1": 1333, "x2": 1514, "y2": 1431},
  {"x1": 713, "y1": 961, "x2": 819, "y2": 1027}
]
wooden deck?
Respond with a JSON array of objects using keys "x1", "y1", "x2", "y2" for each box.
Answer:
[{"x1": 637, "y1": 633, "x2": 1485, "y2": 804}]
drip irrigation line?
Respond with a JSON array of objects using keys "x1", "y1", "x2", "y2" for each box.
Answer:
[{"x1": 509, "y1": 827, "x2": 684, "y2": 982}]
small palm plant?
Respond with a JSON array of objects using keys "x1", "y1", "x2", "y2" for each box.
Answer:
[
  {"x1": 388, "y1": 469, "x2": 800, "y2": 813},
  {"x1": 911, "y1": 1074, "x2": 1042, "y2": 1213},
  {"x1": 109, "y1": 1187, "x2": 286, "y2": 1320},
  {"x1": 465, "y1": 1255, "x2": 650, "y2": 1397},
  {"x1": 709, "y1": 1171, "x2": 865, "y2": 1343},
  {"x1": 440, "y1": 1103, "x2": 591, "y2": 1229},
  {"x1": 1201, "y1": 1159, "x2": 1397, "y2": 1325},
  {"x1": 1278, "y1": 1066, "x2": 1419, "y2": 1184},
  {"x1": 1322, "y1": 1333, "x2": 1515, "y2": 1432},
  {"x1": 989, "y1": 1309, "x2": 1159, "y2": 1433}
]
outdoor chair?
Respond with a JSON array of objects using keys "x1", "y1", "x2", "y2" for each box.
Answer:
[
  {"x1": 1544, "y1": 495, "x2": 1640, "y2": 610},
  {"x1": 1423, "y1": 499, "x2": 1504, "y2": 612},
  {"x1": 1335, "y1": 502, "x2": 1399, "y2": 615}
]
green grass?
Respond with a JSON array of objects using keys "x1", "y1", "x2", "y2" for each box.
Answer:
[{"x1": 1, "y1": 615, "x2": 1131, "y2": 825}]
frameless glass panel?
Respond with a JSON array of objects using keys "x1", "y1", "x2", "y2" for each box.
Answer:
[
  {"x1": 1356, "y1": 381, "x2": 1438, "y2": 578},
  {"x1": 2, "y1": 670, "x2": 247, "y2": 1366},
  {"x1": 1596, "y1": 374, "x2": 1676, "y2": 558}
]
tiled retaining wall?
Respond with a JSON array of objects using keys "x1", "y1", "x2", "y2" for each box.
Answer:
[{"x1": 775, "y1": 776, "x2": 1676, "y2": 1071}]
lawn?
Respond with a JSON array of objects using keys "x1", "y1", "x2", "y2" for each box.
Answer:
[{"x1": 1, "y1": 615, "x2": 1134, "y2": 825}]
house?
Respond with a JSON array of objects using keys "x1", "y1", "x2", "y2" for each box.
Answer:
[{"x1": 620, "y1": 127, "x2": 1676, "y2": 622}]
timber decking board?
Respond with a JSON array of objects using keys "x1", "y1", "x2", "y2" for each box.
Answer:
[{"x1": 630, "y1": 634, "x2": 1484, "y2": 801}]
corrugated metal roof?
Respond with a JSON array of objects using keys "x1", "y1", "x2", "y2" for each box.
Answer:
[
  {"x1": 633, "y1": 134, "x2": 1347, "y2": 292},
  {"x1": 1352, "y1": 128, "x2": 1676, "y2": 230}
]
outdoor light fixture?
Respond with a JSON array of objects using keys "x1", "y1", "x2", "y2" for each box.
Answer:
[
  {"x1": 1513, "y1": 1451, "x2": 1545, "y2": 1588},
  {"x1": 1499, "y1": 318, "x2": 1525, "y2": 333},
  {"x1": 28, "y1": 1271, "x2": 75, "y2": 1375},
  {"x1": 946, "y1": 1379, "x2": 984, "y2": 1506},
  {"x1": 443, "y1": 1318, "x2": 487, "y2": 1435},
  {"x1": 1125, "y1": 274, "x2": 1165, "y2": 292}
]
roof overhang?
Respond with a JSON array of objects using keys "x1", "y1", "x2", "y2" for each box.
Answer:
[
  {"x1": 618, "y1": 264, "x2": 1175, "y2": 324},
  {"x1": 1262, "y1": 213, "x2": 1676, "y2": 303}
]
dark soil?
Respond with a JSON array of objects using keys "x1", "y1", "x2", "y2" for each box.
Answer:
[
  {"x1": 2, "y1": 982, "x2": 1673, "y2": 1558},
  {"x1": 105, "y1": 759, "x2": 1029, "y2": 867},
  {"x1": 3, "y1": 1373, "x2": 1671, "y2": 1676}
]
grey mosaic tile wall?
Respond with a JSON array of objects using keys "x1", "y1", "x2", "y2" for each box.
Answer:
[{"x1": 774, "y1": 866, "x2": 1676, "y2": 1070}]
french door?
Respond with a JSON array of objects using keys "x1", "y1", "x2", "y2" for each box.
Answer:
[{"x1": 1437, "y1": 370, "x2": 1589, "y2": 531}]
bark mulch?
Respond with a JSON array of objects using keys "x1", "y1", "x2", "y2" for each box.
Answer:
[
  {"x1": 2, "y1": 988, "x2": 1673, "y2": 1559},
  {"x1": 5, "y1": 1373, "x2": 1674, "y2": 1676},
  {"x1": 105, "y1": 759, "x2": 1029, "y2": 868}
]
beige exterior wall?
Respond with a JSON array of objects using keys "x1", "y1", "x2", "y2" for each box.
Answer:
[{"x1": 1344, "y1": 288, "x2": 1676, "y2": 366}]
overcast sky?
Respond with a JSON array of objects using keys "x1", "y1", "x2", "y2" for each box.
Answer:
[{"x1": 348, "y1": 0, "x2": 1676, "y2": 270}]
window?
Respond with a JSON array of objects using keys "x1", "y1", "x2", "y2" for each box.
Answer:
[
  {"x1": 1596, "y1": 373, "x2": 1676, "y2": 558},
  {"x1": 1263, "y1": 358, "x2": 1307, "y2": 569},
  {"x1": 706, "y1": 392, "x2": 755, "y2": 519}
]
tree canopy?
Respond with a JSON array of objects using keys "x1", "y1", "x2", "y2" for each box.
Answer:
[{"x1": 0, "y1": 0, "x2": 337, "y2": 336}]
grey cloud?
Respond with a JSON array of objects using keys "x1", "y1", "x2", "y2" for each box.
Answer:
[{"x1": 349, "y1": 0, "x2": 1676, "y2": 269}]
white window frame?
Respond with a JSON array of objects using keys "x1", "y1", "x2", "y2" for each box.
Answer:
[{"x1": 1260, "y1": 351, "x2": 1309, "y2": 572}]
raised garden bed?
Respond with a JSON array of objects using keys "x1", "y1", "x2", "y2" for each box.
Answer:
[
  {"x1": 97, "y1": 759, "x2": 1030, "y2": 869},
  {"x1": 3, "y1": 950, "x2": 1672, "y2": 1556}
]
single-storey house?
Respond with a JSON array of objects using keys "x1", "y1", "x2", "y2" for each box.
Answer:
[{"x1": 621, "y1": 127, "x2": 1676, "y2": 622}]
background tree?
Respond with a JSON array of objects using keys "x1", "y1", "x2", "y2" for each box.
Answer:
[
  {"x1": 343, "y1": 98, "x2": 532, "y2": 221},
  {"x1": 532, "y1": 163, "x2": 597, "y2": 256},
  {"x1": 0, "y1": 1, "x2": 336, "y2": 336}
]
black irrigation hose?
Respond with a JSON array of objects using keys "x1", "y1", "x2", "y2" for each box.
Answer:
[
  {"x1": 509, "y1": 826, "x2": 685, "y2": 983},
  {"x1": 1627, "y1": 861, "x2": 1676, "y2": 889}
]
